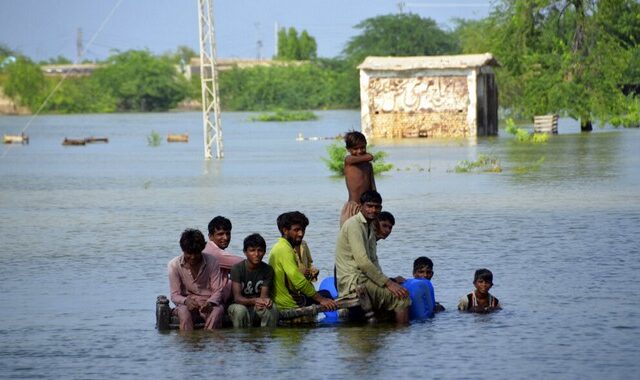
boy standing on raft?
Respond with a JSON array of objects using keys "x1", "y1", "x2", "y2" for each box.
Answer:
[{"x1": 340, "y1": 131, "x2": 376, "y2": 227}]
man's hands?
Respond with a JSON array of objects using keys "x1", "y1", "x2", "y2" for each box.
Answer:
[
  {"x1": 254, "y1": 297, "x2": 273, "y2": 310},
  {"x1": 184, "y1": 296, "x2": 200, "y2": 311},
  {"x1": 385, "y1": 279, "x2": 409, "y2": 299},
  {"x1": 313, "y1": 293, "x2": 338, "y2": 311}
]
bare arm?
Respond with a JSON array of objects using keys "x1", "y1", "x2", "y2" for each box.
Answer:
[
  {"x1": 231, "y1": 280, "x2": 256, "y2": 307},
  {"x1": 254, "y1": 285, "x2": 273, "y2": 309},
  {"x1": 345, "y1": 153, "x2": 374, "y2": 165}
]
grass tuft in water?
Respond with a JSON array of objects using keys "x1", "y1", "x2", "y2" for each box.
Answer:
[
  {"x1": 506, "y1": 118, "x2": 550, "y2": 143},
  {"x1": 453, "y1": 154, "x2": 502, "y2": 173},
  {"x1": 250, "y1": 109, "x2": 318, "y2": 122},
  {"x1": 147, "y1": 130, "x2": 162, "y2": 147}
]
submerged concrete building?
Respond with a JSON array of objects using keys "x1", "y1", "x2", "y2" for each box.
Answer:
[{"x1": 358, "y1": 54, "x2": 499, "y2": 139}]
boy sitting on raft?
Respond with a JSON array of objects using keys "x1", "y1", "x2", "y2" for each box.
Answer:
[
  {"x1": 340, "y1": 131, "x2": 376, "y2": 227},
  {"x1": 227, "y1": 233, "x2": 278, "y2": 328},
  {"x1": 458, "y1": 268, "x2": 501, "y2": 313}
]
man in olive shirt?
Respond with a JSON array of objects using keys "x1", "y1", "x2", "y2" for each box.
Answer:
[
  {"x1": 335, "y1": 190, "x2": 410, "y2": 324},
  {"x1": 269, "y1": 211, "x2": 337, "y2": 311}
]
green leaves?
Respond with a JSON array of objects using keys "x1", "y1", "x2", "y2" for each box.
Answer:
[
  {"x1": 343, "y1": 14, "x2": 460, "y2": 65},
  {"x1": 92, "y1": 50, "x2": 190, "y2": 112},
  {"x1": 321, "y1": 142, "x2": 393, "y2": 176},
  {"x1": 459, "y1": 0, "x2": 640, "y2": 126},
  {"x1": 276, "y1": 27, "x2": 317, "y2": 61}
]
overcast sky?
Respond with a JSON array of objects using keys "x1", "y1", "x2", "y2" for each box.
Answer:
[{"x1": 0, "y1": 0, "x2": 493, "y2": 62}]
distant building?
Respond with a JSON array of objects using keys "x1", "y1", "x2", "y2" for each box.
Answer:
[
  {"x1": 41, "y1": 63, "x2": 99, "y2": 77},
  {"x1": 358, "y1": 54, "x2": 499, "y2": 138},
  {"x1": 185, "y1": 58, "x2": 306, "y2": 79}
]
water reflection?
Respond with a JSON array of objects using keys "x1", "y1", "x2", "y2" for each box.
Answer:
[{"x1": 0, "y1": 112, "x2": 639, "y2": 378}]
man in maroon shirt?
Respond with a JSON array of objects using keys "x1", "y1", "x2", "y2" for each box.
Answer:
[{"x1": 168, "y1": 229, "x2": 225, "y2": 330}]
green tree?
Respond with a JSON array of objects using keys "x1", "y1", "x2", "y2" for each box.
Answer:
[
  {"x1": 40, "y1": 55, "x2": 72, "y2": 65},
  {"x1": 92, "y1": 50, "x2": 190, "y2": 111},
  {"x1": 465, "y1": 0, "x2": 640, "y2": 129},
  {"x1": 3, "y1": 56, "x2": 46, "y2": 109},
  {"x1": 298, "y1": 30, "x2": 318, "y2": 60},
  {"x1": 286, "y1": 27, "x2": 301, "y2": 60},
  {"x1": 343, "y1": 13, "x2": 460, "y2": 64},
  {"x1": 275, "y1": 27, "x2": 317, "y2": 60}
]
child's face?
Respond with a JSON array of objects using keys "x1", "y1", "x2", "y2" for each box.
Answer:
[
  {"x1": 376, "y1": 219, "x2": 393, "y2": 240},
  {"x1": 474, "y1": 279, "x2": 493, "y2": 295},
  {"x1": 244, "y1": 246, "x2": 266, "y2": 266},
  {"x1": 414, "y1": 266, "x2": 433, "y2": 280},
  {"x1": 348, "y1": 143, "x2": 366, "y2": 156}
]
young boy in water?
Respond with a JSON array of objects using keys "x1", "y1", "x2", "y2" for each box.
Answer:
[
  {"x1": 402, "y1": 257, "x2": 438, "y2": 320},
  {"x1": 340, "y1": 131, "x2": 376, "y2": 227},
  {"x1": 458, "y1": 268, "x2": 501, "y2": 313},
  {"x1": 227, "y1": 233, "x2": 278, "y2": 328},
  {"x1": 413, "y1": 256, "x2": 445, "y2": 312}
]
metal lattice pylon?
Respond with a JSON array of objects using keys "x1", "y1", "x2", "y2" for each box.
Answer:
[{"x1": 197, "y1": 0, "x2": 223, "y2": 159}]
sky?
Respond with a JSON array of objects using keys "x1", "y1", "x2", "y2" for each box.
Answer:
[{"x1": 0, "y1": 0, "x2": 493, "y2": 62}]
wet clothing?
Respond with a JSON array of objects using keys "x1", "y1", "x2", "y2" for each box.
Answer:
[
  {"x1": 228, "y1": 260, "x2": 277, "y2": 327},
  {"x1": 335, "y1": 212, "x2": 410, "y2": 312},
  {"x1": 340, "y1": 200, "x2": 361, "y2": 227},
  {"x1": 294, "y1": 240, "x2": 319, "y2": 282},
  {"x1": 458, "y1": 291, "x2": 500, "y2": 312},
  {"x1": 168, "y1": 253, "x2": 225, "y2": 330},
  {"x1": 403, "y1": 278, "x2": 435, "y2": 320},
  {"x1": 269, "y1": 237, "x2": 318, "y2": 310},
  {"x1": 202, "y1": 241, "x2": 244, "y2": 305},
  {"x1": 230, "y1": 261, "x2": 274, "y2": 298}
]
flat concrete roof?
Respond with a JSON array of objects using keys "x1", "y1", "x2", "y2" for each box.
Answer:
[{"x1": 358, "y1": 53, "x2": 499, "y2": 71}]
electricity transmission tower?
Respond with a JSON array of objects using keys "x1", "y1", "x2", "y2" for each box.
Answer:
[{"x1": 197, "y1": 0, "x2": 223, "y2": 159}]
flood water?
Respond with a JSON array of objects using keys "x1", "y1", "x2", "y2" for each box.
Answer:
[{"x1": 1, "y1": 110, "x2": 639, "y2": 379}]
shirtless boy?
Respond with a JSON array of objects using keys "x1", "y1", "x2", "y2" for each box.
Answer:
[{"x1": 340, "y1": 131, "x2": 376, "y2": 227}]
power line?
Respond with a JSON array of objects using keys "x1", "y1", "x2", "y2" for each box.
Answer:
[{"x1": 1, "y1": 0, "x2": 125, "y2": 159}]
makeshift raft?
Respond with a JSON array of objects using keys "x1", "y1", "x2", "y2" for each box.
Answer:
[
  {"x1": 167, "y1": 133, "x2": 188, "y2": 143},
  {"x1": 3, "y1": 133, "x2": 29, "y2": 144},
  {"x1": 155, "y1": 285, "x2": 374, "y2": 330},
  {"x1": 62, "y1": 137, "x2": 109, "y2": 146}
]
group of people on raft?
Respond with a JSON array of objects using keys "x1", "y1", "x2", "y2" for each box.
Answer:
[{"x1": 167, "y1": 131, "x2": 501, "y2": 330}]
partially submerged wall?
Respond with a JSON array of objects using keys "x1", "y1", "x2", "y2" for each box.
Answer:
[{"x1": 359, "y1": 54, "x2": 498, "y2": 139}]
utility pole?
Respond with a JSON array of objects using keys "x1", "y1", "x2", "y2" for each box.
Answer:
[
  {"x1": 197, "y1": 0, "x2": 223, "y2": 159},
  {"x1": 274, "y1": 21, "x2": 279, "y2": 57},
  {"x1": 76, "y1": 28, "x2": 84, "y2": 62}
]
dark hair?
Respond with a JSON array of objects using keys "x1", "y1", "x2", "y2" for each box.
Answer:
[
  {"x1": 344, "y1": 130, "x2": 367, "y2": 149},
  {"x1": 360, "y1": 190, "x2": 382, "y2": 204},
  {"x1": 378, "y1": 211, "x2": 395, "y2": 225},
  {"x1": 413, "y1": 256, "x2": 434, "y2": 273},
  {"x1": 243, "y1": 233, "x2": 266, "y2": 252},
  {"x1": 474, "y1": 268, "x2": 493, "y2": 283},
  {"x1": 207, "y1": 216, "x2": 232, "y2": 235},
  {"x1": 277, "y1": 211, "x2": 309, "y2": 235},
  {"x1": 180, "y1": 228, "x2": 206, "y2": 255}
]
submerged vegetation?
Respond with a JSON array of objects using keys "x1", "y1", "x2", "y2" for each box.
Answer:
[
  {"x1": 250, "y1": 109, "x2": 317, "y2": 122},
  {"x1": 505, "y1": 118, "x2": 550, "y2": 143},
  {"x1": 147, "y1": 130, "x2": 162, "y2": 147},
  {"x1": 321, "y1": 142, "x2": 393, "y2": 176},
  {"x1": 453, "y1": 154, "x2": 502, "y2": 173}
]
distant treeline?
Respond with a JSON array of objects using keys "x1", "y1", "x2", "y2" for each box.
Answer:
[{"x1": 2, "y1": 6, "x2": 640, "y2": 127}]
